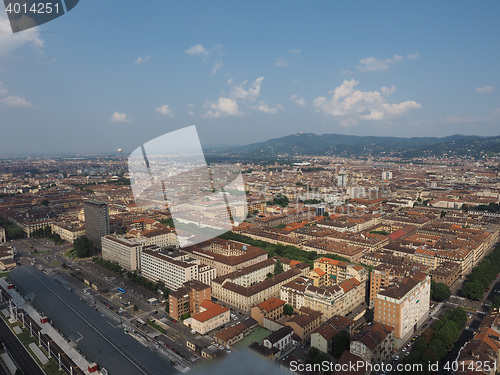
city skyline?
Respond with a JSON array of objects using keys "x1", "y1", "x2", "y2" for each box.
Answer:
[{"x1": 1, "y1": 2, "x2": 500, "y2": 155}]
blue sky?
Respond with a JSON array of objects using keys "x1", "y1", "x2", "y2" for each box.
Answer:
[{"x1": 0, "y1": 1, "x2": 499, "y2": 155}]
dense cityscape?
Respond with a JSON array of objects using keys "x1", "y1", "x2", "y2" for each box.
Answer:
[{"x1": 0, "y1": 148, "x2": 499, "y2": 375}]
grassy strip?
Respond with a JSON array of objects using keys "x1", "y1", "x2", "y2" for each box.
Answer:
[
  {"x1": 30, "y1": 250, "x2": 50, "y2": 255},
  {"x1": 146, "y1": 319, "x2": 167, "y2": 334},
  {"x1": 6, "y1": 320, "x2": 65, "y2": 375}
]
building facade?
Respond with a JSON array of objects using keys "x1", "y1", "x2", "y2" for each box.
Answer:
[
  {"x1": 84, "y1": 200, "x2": 109, "y2": 250},
  {"x1": 101, "y1": 235, "x2": 145, "y2": 271},
  {"x1": 374, "y1": 272, "x2": 431, "y2": 348}
]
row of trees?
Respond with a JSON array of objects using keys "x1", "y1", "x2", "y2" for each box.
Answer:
[
  {"x1": 218, "y1": 232, "x2": 350, "y2": 268},
  {"x1": 92, "y1": 257, "x2": 170, "y2": 296},
  {"x1": 31, "y1": 225, "x2": 64, "y2": 245},
  {"x1": 461, "y1": 242, "x2": 500, "y2": 300},
  {"x1": 395, "y1": 307, "x2": 467, "y2": 375},
  {"x1": 0, "y1": 217, "x2": 25, "y2": 240},
  {"x1": 430, "y1": 280, "x2": 451, "y2": 302}
]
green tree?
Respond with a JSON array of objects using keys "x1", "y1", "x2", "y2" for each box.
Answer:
[
  {"x1": 332, "y1": 329, "x2": 350, "y2": 358},
  {"x1": 133, "y1": 304, "x2": 138, "y2": 311},
  {"x1": 283, "y1": 304, "x2": 294, "y2": 316},
  {"x1": 461, "y1": 280, "x2": 485, "y2": 300},
  {"x1": 431, "y1": 280, "x2": 451, "y2": 302},
  {"x1": 440, "y1": 211, "x2": 446, "y2": 218},
  {"x1": 272, "y1": 193, "x2": 289, "y2": 207},
  {"x1": 492, "y1": 295, "x2": 500, "y2": 308},
  {"x1": 274, "y1": 259, "x2": 284, "y2": 276},
  {"x1": 73, "y1": 236, "x2": 94, "y2": 258},
  {"x1": 41, "y1": 199, "x2": 50, "y2": 206},
  {"x1": 307, "y1": 347, "x2": 319, "y2": 362},
  {"x1": 180, "y1": 313, "x2": 190, "y2": 320},
  {"x1": 43, "y1": 225, "x2": 52, "y2": 237}
]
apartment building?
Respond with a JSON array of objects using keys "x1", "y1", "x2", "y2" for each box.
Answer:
[
  {"x1": 280, "y1": 276, "x2": 365, "y2": 320},
  {"x1": 429, "y1": 261, "x2": 461, "y2": 287},
  {"x1": 311, "y1": 315, "x2": 353, "y2": 354},
  {"x1": 183, "y1": 238, "x2": 268, "y2": 276},
  {"x1": 285, "y1": 307, "x2": 323, "y2": 341},
  {"x1": 302, "y1": 240, "x2": 368, "y2": 262},
  {"x1": 314, "y1": 257, "x2": 368, "y2": 286},
  {"x1": 369, "y1": 263, "x2": 427, "y2": 308},
  {"x1": 184, "y1": 300, "x2": 230, "y2": 335},
  {"x1": 141, "y1": 248, "x2": 203, "y2": 291},
  {"x1": 250, "y1": 298, "x2": 286, "y2": 326},
  {"x1": 169, "y1": 280, "x2": 211, "y2": 320},
  {"x1": 127, "y1": 226, "x2": 178, "y2": 248},
  {"x1": 374, "y1": 272, "x2": 431, "y2": 348},
  {"x1": 211, "y1": 265, "x2": 307, "y2": 312},
  {"x1": 350, "y1": 322, "x2": 394, "y2": 365},
  {"x1": 101, "y1": 235, "x2": 146, "y2": 271},
  {"x1": 49, "y1": 222, "x2": 85, "y2": 244},
  {"x1": 0, "y1": 227, "x2": 5, "y2": 243}
]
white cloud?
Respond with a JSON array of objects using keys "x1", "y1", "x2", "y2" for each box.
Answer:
[
  {"x1": 275, "y1": 58, "x2": 288, "y2": 67},
  {"x1": 211, "y1": 60, "x2": 222, "y2": 76},
  {"x1": 380, "y1": 86, "x2": 396, "y2": 96},
  {"x1": 312, "y1": 79, "x2": 421, "y2": 125},
  {"x1": 185, "y1": 43, "x2": 223, "y2": 76},
  {"x1": 110, "y1": 112, "x2": 130, "y2": 122},
  {"x1": 203, "y1": 97, "x2": 241, "y2": 118},
  {"x1": 253, "y1": 102, "x2": 283, "y2": 114},
  {"x1": 230, "y1": 76, "x2": 264, "y2": 102},
  {"x1": 156, "y1": 104, "x2": 173, "y2": 116},
  {"x1": 356, "y1": 53, "x2": 418, "y2": 72},
  {"x1": 135, "y1": 56, "x2": 151, "y2": 64},
  {"x1": 0, "y1": 15, "x2": 44, "y2": 57},
  {"x1": 185, "y1": 44, "x2": 209, "y2": 56},
  {"x1": 290, "y1": 94, "x2": 306, "y2": 108},
  {"x1": 289, "y1": 49, "x2": 301, "y2": 54},
  {"x1": 188, "y1": 111, "x2": 194, "y2": 116},
  {"x1": 475, "y1": 86, "x2": 494, "y2": 94},
  {"x1": 0, "y1": 81, "x2": 35, "y2": 108},
  {"x1": 0, "y1": 95, "x2": 34, "y2": 108}
]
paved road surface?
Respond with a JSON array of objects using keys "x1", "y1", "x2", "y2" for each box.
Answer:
[{"x1": 0, "y1": 318, "x2": 45, "y2": 375}]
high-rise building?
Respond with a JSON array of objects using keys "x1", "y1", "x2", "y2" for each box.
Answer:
[
  {"x1": 337, "y1": 174, "x2": 347, "y2": 187},
  {"x1": 374, "y1": 272, "x2": 430, "y2": 348},
  {"x1": 382, "y1": 171, "x2": 393, "y2": 180},
  {"x1": 84, "y1": 200, "x2": 109, "y2": 250},
  {"x1": 0, "y1": 227, "x2": 5, "y2": 243}
]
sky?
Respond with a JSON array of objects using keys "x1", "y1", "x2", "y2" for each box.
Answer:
[{"x1": 0, "y1": 1, "x2": 499, "y2": 155}]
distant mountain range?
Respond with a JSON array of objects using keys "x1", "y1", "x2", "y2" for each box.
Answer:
[{"x1": 207, "y1": 133, "x2": 500, "y2": 160}]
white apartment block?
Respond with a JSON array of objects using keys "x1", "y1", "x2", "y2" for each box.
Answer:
[
  {"x1": 0, "y1": 227, "x2": 5, "y2": 243},
  {"x1": 101, "y1": 235, "x2": 145, "y2": 271},
  {"x1": 198, "y1": 264, "x2": 217, "y2": 286},
  {"x1": 140, "y1": 247, "x2": 216, "y2": 291}
]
